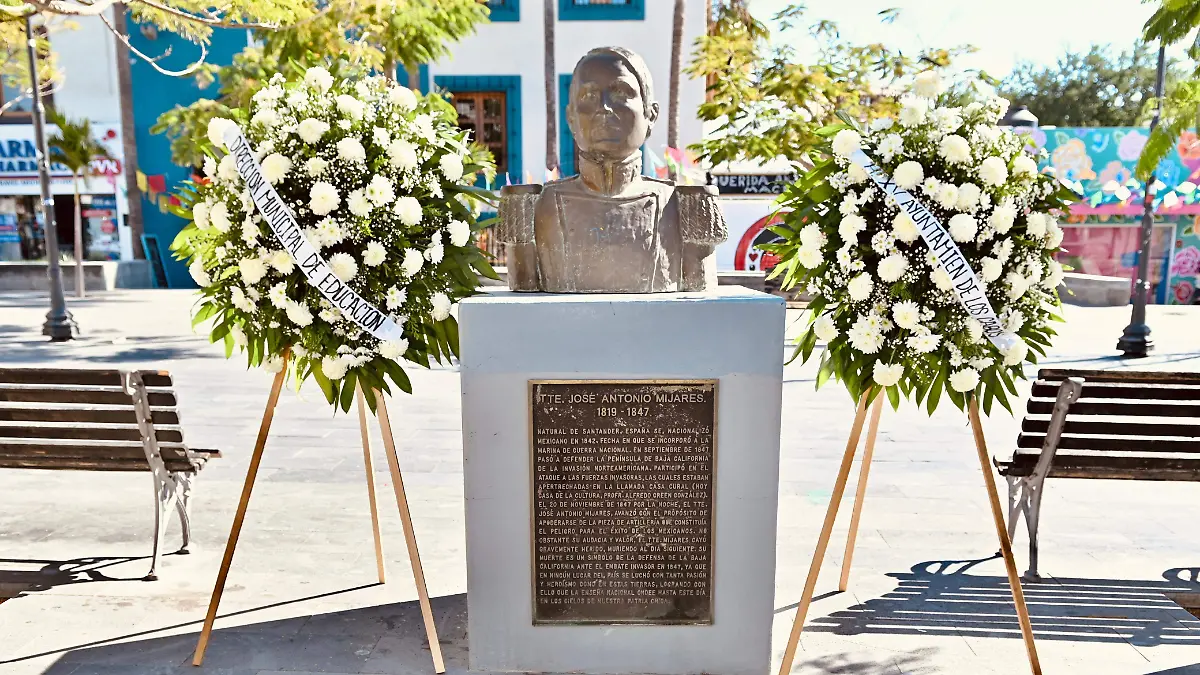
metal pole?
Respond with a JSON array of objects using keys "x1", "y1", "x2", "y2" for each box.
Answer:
[
  {"x1": 1117, "y1": 44, "x2": 1164, "y2": 358},
  {"x1": 25, "y1": 15, "x2": 77, "y2": 341}
]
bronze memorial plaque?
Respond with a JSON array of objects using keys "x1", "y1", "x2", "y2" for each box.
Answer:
[{"x1": 530, "y1": 380, "x2": 717, "y2": 625}]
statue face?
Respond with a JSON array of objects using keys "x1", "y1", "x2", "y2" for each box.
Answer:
[{"x1": 569, "y1": 54, "x2": 658, "y2": 160}]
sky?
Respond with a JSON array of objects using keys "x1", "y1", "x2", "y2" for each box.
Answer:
[{"x1": 750, "y1": 0, "x2": 1159, "y2": 79}]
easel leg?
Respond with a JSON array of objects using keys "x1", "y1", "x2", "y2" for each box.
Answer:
[
  {"x1": 356, "y1": 385, "x2": 387, "y2": 584},
  {"x1": 777, "y1": 391, "x2": 873, "y2": 675},
  {"x1": 374, "y1": 389, "x2": 446, "y2": 674},
  {"x1": 968, "y1": 399, "x2": 1043, "y2": 675},
  {"x1": 192, "y1": 359, "x2": 289, "y2": 667},
  {"x1": 838, "y1": 392, "x2": 884, "y2": 592}
]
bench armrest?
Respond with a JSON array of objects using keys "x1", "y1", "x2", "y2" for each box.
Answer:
[{"x1": 1030, "y1": 376, "x2": 1084, "y2": 481}]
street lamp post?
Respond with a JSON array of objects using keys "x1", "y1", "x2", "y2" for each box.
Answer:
[
  {"x1": 25, "y1": 15, "x2": 77, "y2": 341},
  {"x1": 1117, "y1": 45, "x2": 1166, "y2": 358}
]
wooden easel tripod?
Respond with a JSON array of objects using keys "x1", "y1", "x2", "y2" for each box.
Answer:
[
  {"x1": 776, "y1": 390, "x2": 1042, "y2": 675},
  {"x1": 191, "y1": 353, "x2": 445, "y2": 673}
]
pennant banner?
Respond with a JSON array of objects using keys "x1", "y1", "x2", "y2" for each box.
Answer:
[
  {"x1": 849, "y1": 149, "x2": 1019, "y2": 352},
  {"x1": 224, "y1": 127, "x2": 405, "y2": 342}
]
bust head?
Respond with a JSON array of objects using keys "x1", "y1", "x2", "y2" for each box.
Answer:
[{"x1": 567, "y1": 47, "x2": 660, "y2": 162}]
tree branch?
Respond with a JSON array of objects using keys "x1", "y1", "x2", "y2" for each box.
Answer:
[{"x1": 99, "y1": 9, "x2": 208, "y2": 76}]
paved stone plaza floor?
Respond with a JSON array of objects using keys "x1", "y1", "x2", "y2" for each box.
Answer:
[{"x1": 0, "y1": 290, "x2": 1198, "y2": 675}]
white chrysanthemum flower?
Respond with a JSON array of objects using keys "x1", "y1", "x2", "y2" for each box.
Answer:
[
  {"x1": 892, "y1": 212, "x2": 920, "y2": 243},
  {"x1": 297, "y1": 118, "x2": 330, "y2": 144},
  {"x1": 956, "y1": 183, "x2": 981, "y2": 211},
  {"x1": 386, "y1": 286, "x2": 407, "y2": 309},
  {"x1": 337, "y1": 138, "x2": 366, "y2": 163},
  {"x1": 268, "y1": 282, "x2": 289, "y2": 309},
  {"x1": 949, "y1": 368, "x2": 981, "y2": 392},
  {"x1": 873, "y1": 361, "x2": 904, "y2": 387},
  {"x1": 948, "y1": 214, "x2": 978, "y2": 242},
  {"x1": 413, "y1": 114, "x2": 436, "y2": 141},
  {"x1": 329, "y1": 252, "x2": 358, "y2": 282},
  {"x1": 231, "y1": 286, "x2": 255, "y2": 313},
  {"x1": 209, "y1": 202, "x2": 232, "y2": 232},
  {"x1": 966, "y1": 317, "x2": 985, "y2": 344},
  {"x1": 935, "y1": 183, "x2": 959, "y2": 210},
  {"x1": 335, "y1": 94, "x2": 366, "y2": 121},
  {"x1": 192, "y1": 201, "x2": 212, "y2": 230},
  {"x1": 899, "y1": 96, "x2": 928, "y2": 127},
  {"x1": 1003, "y1": 339, "x2": 1029, "y2": 366},
  {"x1": 870, "y1": 117, "x2": 895, "y2": 132},
  {"x1": 347, "y1": 189, "x2": 372, "y2": 217},
  {"x1": 372, "y1": 126, "x2": 391, "y2": 147},
  {"x1": 893, "y1": 161, "x2": 924, "y2": 190},
  {"x1": 285, "y1": 89, "x2": 308, "y2": 109},
  {"x1": 814, "y1": 314, "x2": 839, "y2": 342},
  {"x1": 932, "y1": 266, "x2": 954, "y2": 291},
  {"x1": 797, "y1": 245, "x2": 824, "y2": 269},
  {"x1": 251, "y1": 108, "x2": 279, "y2": 128},
  {"x1": 1007, "y1": 271, "x2": 1030, "y2": 300},
  {"x1": 799, "y1": 224, "x2": 826, "y2": 249},
  {"x1": 1012, "y1": 154, "x2": 1038, "y2": 179},
  {"x1": 848, "y1": 273, "x2": 874, "y2": 301},
  {"x1": 315, "y1": 217, "x2": 344, "y2": 246},
  {"x1": 379, "y1": 339, "x2": 410, "y2": 361},
  {"x1": 839, "y1": 195, "x2": 859, "y2": 216},
  {"x1": 892, "y1": 300, "x2": 921, "y2": 329},
  {"x1": 878, "y1": 253, "x2": 909, "y2": 282},
  {"x1": 304, "y1": 66, "x2": 334, "y2": 92},
  {"x1": 363, "y1": 241, "x2": 386, "y2": 266},
  {"x1": 908, "y1": 330, "x2": 941, "y2": 353},
  {"x1": 839, "y1": 213, "x2": 867, "y2": 242},
  {"x1": 206, "y1": 117, "x2": 236, "y2": 148},
  {"x1": 402, "y1": 248, "x2": 424, "y2": 276},
  {"x1": 238, "y1": 257, "x2": 268, "y2": 285},
  {"x1": 389, "y1": 85, "x2": 418, "y2": 111},
  {"x1": 366, "y1": 175, "x2": 395, "y2": 206},
  {"x1": 846, "y1": 163, "x2": 868, "y2": 184},
  {"x1": 931, "y1": 107, "x2": 963, "y2": 135},
  {"x1": 1043, "y1": 260, "x2": 1065, "y2": 289},
  {"x1": 1026, "y1": 212, "x2": 1048, "y2": 238},
  {"x1": 262, "y1": 355, "x2": 285, "y2": 373},
  {"x1": 188, "y1": 260, "x2": 211, "y2": 287},
  {"x1": 431, "y1": 292, "x2": 452, "y2": 321},
  {"x1": 981, "y1": 256, "x2": 1003, "y2": 282},
  {"x1": 202, "y1": 156, "x2": 217, "y2": 178},
  {"x1": 310, "y1": 182, "x2": 341, "y2": 216},
  {"x1": 878, "y1": 133, "x2": 903, "y2": 161},
  {"x1": 425, "y1": 243, "x2": 445, "y2": 264},
  {"x1": 1045, "y1": 223, "x2": 1065, "y2": 249},
  {"x1": 305, "y1": 157, "x2": 328, "y2": 177},
  {"x1": 217, "y1": 154, "x2": 239, "y2": 183},
  {"x1": 230, "y1": 324, "x2": 248, "y2": 348},
  {"x1": 394, "y1": 196, "x2": 423, "y2": 226},
  {"x1": 448, "y1": 220, "x2": 471, "y2": 247},
  {"x1": 388, "y1": 139, "x2": 419, "y2": 170},
  {"x1": 439, "y1": 153, "x2": 465, "y2": 182},
  {"x1": 939, "y1": 135, "x2": 971, "y2": 164},
  {"x1": 913, "y1": 70, "x2": 944, "y2": 98},
  {"x1": 978, "y1": 156, "x2": 1009, "y2": 187},
  {"x1": 260, "y1": 153, "x2": 292, "y2": 184},
  {"x1": 990, "y1": 204, "x2": 1017, "y2": 234},
  {"x1": 320, "y1": 355, "x2": 348, "y2": 380},
  {"x1": 241, "y1": 219, "x2": 259, "y2": 246},
  {"x1": 847, "y1": 315, "x2": 885, "y2": 354},
  {"x1": 831, "y1": 129, "x2": 862, "y2": 159}
]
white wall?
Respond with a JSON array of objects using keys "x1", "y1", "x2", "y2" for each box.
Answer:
[
  {"x1": 49, "y1": 13, "x2": 122, "y2": 126},
  {"x1": 430, "y1": 0, "x2": 707, "y2": 176}
]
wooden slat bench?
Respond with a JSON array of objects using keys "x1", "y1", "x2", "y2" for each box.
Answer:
[
  {"x1": 996, "y1": 368, "x2": 1200, "y2": 579},
  {"x1": 0, "y1": 368, "x2": 220, "y2": 580}
]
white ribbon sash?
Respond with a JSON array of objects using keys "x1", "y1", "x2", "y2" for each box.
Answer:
[
  {"x1": 848, "y1": 149, "x2": 1018, "y2": 351},
  {"x1": 224, "y1": 127, "x2": 405, "y2": 342}
]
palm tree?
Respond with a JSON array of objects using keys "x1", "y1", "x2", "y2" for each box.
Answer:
[
  {"x1": 47, "y1": 108, "x2": 111, "y2": 298},
  {"x1": 544, "y1": 0, "x2": 558, "y2": 174},
  {"x1": 667, "y1": 0, "x2": 686, "y2": 179},
  {"x1": 112, "y1": 3, "x2": 145, "y2": 260}
]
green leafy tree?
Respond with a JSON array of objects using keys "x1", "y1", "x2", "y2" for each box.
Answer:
[
  {"x1": 46, "y1": 107, "x2": 111, "y2": 297},
  {"x1": 1136, "y1": 0, "x2": 1200, "y2": 178},
  {"x1": 687, "y1": 3, "x2": 979, "y2": 166},
  {"x1": 151, "y1": 0, "x2": 490, "y2": 169},
  {"x1": 0, "y1": 16, "x2": 61, "y2": 114},
  {"x1": 1000, "y1": 42, "x2": 1181, "y2": 127}
]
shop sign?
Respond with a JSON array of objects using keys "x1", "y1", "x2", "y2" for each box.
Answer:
[
  {"x1": 709, "y1": 173, "x2": 796, "y2": 195},
  {"x1": 0, "y1": 125, "x2": 123, "y2": 196}
]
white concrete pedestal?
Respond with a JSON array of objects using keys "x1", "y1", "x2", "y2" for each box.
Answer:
[{"x1": 459, "y1": 287, "x2": 785, "y2": 675}]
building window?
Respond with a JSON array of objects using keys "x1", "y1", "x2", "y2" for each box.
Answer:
[
  {"x1": 559, "y1": 0, "x2": 644, "y2": 21},
  {"x1": 486, "y1": 0, "x2": 520, "y2": 22},
  {"x1": 451, "y1": 91, "x2": 509, "y2": 175},
  {"x1": 436, "y1": 75, "x2": 522, "y2": 180}
]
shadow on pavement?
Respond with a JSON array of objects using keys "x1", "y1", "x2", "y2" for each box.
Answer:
[
  {"x1": 0, "y1": 555, "x2": 157, "y2": 597},
  {"x1": 808, "y1": 558, "x2": 1200, "y2": 647}
]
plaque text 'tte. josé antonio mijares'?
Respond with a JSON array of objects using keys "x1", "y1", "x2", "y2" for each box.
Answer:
[{"x1": 530, "y1": 380, "x2": 716, "y2": 624}]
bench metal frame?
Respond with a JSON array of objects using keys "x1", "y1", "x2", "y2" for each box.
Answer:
[
  {"x1": 123, "y1": 370, "x2": 195, "y2": 580},
  {"x1": 1003, "y1": 377, "x2": 1083, "y2": 581}
]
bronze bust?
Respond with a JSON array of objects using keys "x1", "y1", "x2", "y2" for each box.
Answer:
[{"x1": 498, "y1": 47, "x2": 727, "y2": 293}]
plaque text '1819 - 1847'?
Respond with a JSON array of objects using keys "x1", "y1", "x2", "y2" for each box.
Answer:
[{"x1": 530, "y1": 380, "x2": 716, "y2": 625}]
